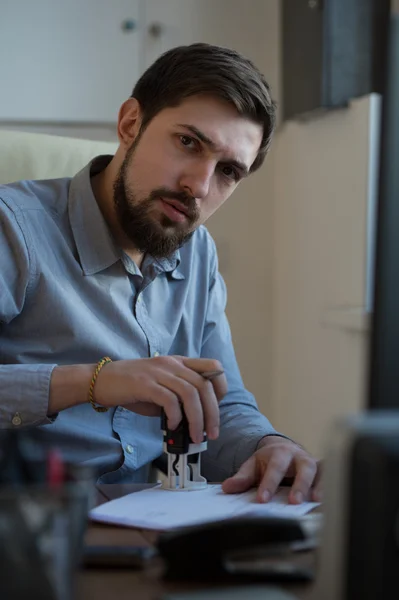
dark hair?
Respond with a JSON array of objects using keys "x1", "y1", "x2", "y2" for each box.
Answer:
[{"x1": 131, "y1": 43, "x2": 277, "y2": 173}]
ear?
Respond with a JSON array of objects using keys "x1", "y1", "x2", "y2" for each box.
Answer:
[{"x1": 117, "y1": 98, "x2": 143, "y2": 148}]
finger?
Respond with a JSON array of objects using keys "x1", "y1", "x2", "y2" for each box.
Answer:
[
  {"x1": 311, "y1": 462, "x2": 323, "y2": 502},
  {"x1": 159, "y1": 372, "x2": 204, "y2": 443},
  {"x1": 177, "y1": 369, "x2": 220, "y2": 440},
  {"x1": 124, "y1": 402, "x2": 161, "y2": 417},
  {"x1": 222, "y1": 455, "x2": 257, "y2": 494},
  {"x1": 257, "y1": 450, "x2": 293, "y2": 503},
  {"x1": 131, "y1": 382, "x2": 183, "y2": 429},
  {"x1": 182, "y1": 358, "x2": 227, "y2": 400},
  {"x1": 288, "y1": 456, "x2": 318, "y2": 504}
]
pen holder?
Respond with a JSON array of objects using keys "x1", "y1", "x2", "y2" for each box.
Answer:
[{"x1": 0, "y1": 483, "x2": 89, "y2": 600}]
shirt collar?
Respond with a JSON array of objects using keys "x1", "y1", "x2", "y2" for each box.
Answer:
[
  {"x1": 68, "y1": 155, "x2": 185, "y2": 279},
  {"x1": 153, "y1": 253, "x2": 185, "y2": 280}
]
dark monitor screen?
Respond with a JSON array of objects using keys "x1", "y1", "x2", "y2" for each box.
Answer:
[{"x1": 367, "y1": 12, "x2": 399, "y2": 409}]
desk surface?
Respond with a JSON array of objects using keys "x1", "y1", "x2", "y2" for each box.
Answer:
[{"x1": 76, "y1": 484, "x2": 321, "y2": 600}]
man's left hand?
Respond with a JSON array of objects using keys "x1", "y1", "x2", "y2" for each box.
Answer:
[{"x1": 222, "y1": 435, "x2": 322, "y2": 504}]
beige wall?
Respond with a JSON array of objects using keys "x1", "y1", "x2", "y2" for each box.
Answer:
[
  {"x1": 271, "y1": 96, "x2": 379, "y2": 457},
  {"x1": 267, "y1": 3, "x2": 391, "y2": 457}
]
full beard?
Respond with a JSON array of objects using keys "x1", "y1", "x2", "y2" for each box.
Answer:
[{"x1": 113, "y1": 143, "x2": 199, "y2": 259}]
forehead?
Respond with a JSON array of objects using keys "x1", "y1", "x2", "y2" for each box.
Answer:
[{"x1": 148, "y1": 95, "x2": 263, "y2": 169}]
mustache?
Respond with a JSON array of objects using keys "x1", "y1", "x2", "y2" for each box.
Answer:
[{"x1": 149, "y1": 188, "x2": 199, "y2": 220}]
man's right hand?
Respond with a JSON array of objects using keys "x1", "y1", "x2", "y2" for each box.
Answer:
[{"x1": 49, "y1": 356, "x2": 227, "y2": 443}]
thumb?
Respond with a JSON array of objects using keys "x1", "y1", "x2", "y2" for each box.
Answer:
[{"x1": 222, "y1": 455, "x2": 257, "y2": 494}]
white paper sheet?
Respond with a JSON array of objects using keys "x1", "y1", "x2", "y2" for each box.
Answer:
[{"x1": 89, "y1": 484, "x2": 320, "y2": 531}]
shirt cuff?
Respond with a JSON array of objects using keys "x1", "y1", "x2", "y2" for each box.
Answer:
[
  {"x1": 255, "y1": 432, "x2": 295, "y2": 450},
  {"x1": 0, "y1": 364, "x2": 57, "y2": 428}
]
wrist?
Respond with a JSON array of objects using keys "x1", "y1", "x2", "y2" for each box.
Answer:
[
  {"x1": 256, "y1": 434, "x2": 294, "y2": 450},
  {"x1": 48, "y1": 363, "x2": 95, "y2": 414}
]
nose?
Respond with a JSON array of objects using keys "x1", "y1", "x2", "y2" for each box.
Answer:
[{"x1": 179, "y1": 162, "x2": 214, "y2": 200}]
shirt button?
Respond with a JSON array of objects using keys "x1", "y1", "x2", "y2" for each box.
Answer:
[
  {"x1": 153, "y1": 351, "x2": 160, "y2": 357},
  {"x1": 137, "y1": 295, "x2": 142, "y2": 303},
  {"x1": 125, "y1": 444, "x2": 134, "y2": 454},
  {"x1": 11, "y1": 413, "x2": 22, "y2": 426}
]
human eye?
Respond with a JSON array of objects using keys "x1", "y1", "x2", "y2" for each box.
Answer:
[
  {"x1": 219, "y1": 164, "x2": 240, "y2": 182},
  {"x1": 179, "y1": 135, "x2": 198, "y2": 150}
]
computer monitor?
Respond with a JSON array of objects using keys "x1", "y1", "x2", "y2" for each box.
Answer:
[{"x1": 367, "y1": 10, "x2": 399, "y2": 409}]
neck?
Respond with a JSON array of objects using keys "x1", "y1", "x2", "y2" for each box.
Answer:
[{"x1": 90, "y1": 160, "x2": 144, "y2": 268}]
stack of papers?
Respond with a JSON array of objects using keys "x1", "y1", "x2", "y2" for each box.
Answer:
[{"x1": 89, "y1": 484, "x2": 320, "y2": 531}]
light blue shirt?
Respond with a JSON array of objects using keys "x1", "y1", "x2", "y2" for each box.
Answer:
[{"x1": 0, "y1": 156, "x2": 278, "y2": 483}]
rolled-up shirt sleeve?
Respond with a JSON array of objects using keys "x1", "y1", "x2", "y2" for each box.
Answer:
[
  {"x1": 200, "y1": 238, "x2": 283, "y2": 482},
  {"x1": 0, "y1": 197, "x2": 56, "y2": 428}
]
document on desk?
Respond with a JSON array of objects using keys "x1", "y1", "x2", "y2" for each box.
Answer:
[{"x1": 89, "y1": 484, "x2": 320, "y2": 531}]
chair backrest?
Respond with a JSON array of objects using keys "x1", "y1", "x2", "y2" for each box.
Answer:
[{"x1": 0, "y1": 129, "x2": 118, "y2": 185}]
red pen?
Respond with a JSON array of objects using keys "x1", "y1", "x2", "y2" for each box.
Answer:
[{"x1": 46, "y1": 448, "x2": 65, "y2": 489}]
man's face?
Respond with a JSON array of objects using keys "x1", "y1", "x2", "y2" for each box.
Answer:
[{"x1": 113, "y1": 95, "x2": 263, "y2": 258}]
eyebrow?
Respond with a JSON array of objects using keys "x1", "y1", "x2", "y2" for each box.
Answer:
[{"x1": 177, "y1": 123, "x2": 250, "y2": 177}]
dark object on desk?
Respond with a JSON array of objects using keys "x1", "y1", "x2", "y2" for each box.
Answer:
[
  {"x1": 318, "y1": 412, "x2": 399, "y2": 600},
  {"x1": 161, "y1": 584, "x2": 299, "y2": 600},
  {"x1": 157, "y1": 516, "x2": 313, "y2": 583},
  {"x1": 0, "y1": 484, "x2": 89, "y2": 600},
  {"x1": 0, "y1": 430, "x2": 93, "y2": 600},
  {"x1": 0, "y1": 499, "x2": 56, "y2": 600},
  {"x1": 82, "y1": 545, "x2": 157, "y2": 569},
  {"x1": 0, "y1": 430, "x2": 96, "y2": 493},
  {"x1": 0, "y1": 429, "x2": 41, "y2": 485}
]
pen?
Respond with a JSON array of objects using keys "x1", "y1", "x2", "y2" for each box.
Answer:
[{"x1": 200, "y1": 370, "x2": 224, "y2": 380}]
